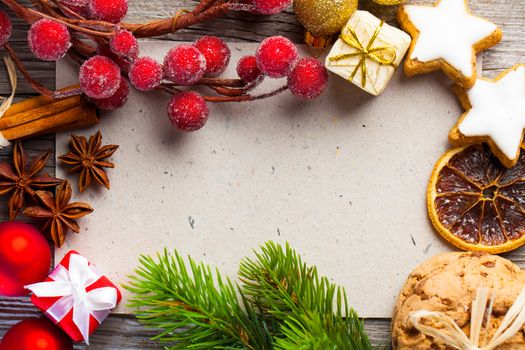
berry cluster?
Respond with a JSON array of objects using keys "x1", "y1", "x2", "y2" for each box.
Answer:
[
  {"x1": 0, "y1": 0, "x2": 327, "y2": 134},
  {"x1": 25, "y1": 0, "x2": 129, "y2": 62},
  {"x1": 164, "y1": 36, "x2": 328, "y2": 132}
]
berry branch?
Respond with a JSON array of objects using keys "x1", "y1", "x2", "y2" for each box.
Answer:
[{"x1": 0, "y1": 0, "x2": 329, "y2": 132}]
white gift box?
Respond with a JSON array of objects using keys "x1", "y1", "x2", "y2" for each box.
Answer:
[{"x1": 325, "y1": 11, "x2": 411, "y2": 96}]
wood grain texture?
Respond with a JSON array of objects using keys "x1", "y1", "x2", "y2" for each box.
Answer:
[{"x1": 0, "y1": 0, "x2": 523, "y2": 348}]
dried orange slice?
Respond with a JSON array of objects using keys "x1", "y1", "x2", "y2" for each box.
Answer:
[{"x1": 428, "y1": 144, "x2": 525, "y2": 253}]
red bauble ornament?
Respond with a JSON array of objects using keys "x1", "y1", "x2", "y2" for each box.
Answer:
[
  {"x1": 88, "y1": 0, "x2": 128, "y2": 23},
  {"x1": 79, "y1": 55, "x2": 121, "y2": 99},
  {"x1": 251, "y1": 0, "x2": 292, "y2": 15},
  {"x1": 92, "y1": 76, "x2": 129, "y2": 110},
  {"x1": 0, "y1": 222, "x2": 50, "y2": 297},
  {"x1": 0, "y1": 10, "x2": 12, "y2": 47},
  {"x1": 0, "y1": 318, "x2": 72, "y2": 350},
  {"x1": 288, "y1": 57, "x2": 328, "y2": 99},
  {"x1": 255, "y1": 36, "x2": 298, "y2": 78},
  {"x1": 194, "y1": 36, "x2": 231, "y2": 77},
  {"x1": 167, "y1": 91, "x2": 209, "y2": 132},
  {"x1": 237, "y1": 55, "x2": 262, "y2": 82},
  {"x1": 129, "y1": 57, "x2": 164, "y2": 91},
  {"x1": 28, "y1": 19, "x2": 71, "y2": 61},
  {"x1": 164, "y1": 45, "x2": 206, "y2": 86}
]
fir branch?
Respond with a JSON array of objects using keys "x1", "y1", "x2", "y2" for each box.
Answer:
[
  {"x1": 238, "y1": 242, "x2": 372, "y2": 349},
  {"x1": 126, "y1": 242, "x2": 372, "y2": 349},
  {"x1": 125, "y1": 249, "x2": 272, "y2": 350}
]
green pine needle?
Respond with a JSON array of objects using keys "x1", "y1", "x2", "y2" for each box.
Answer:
[
  {"x1": 125, "y1": 242, "x2": 372, "y2": 350},
  {"x1": 239, "y1": 242, "x2": 372, "y2": 350},
  {"x1": 125, "y1": 249, "x2": 272, "y2": 349}
]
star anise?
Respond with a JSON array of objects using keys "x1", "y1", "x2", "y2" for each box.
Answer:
[
  {"x1": 0, "y1": 141, "x2": 62, "y2": 220},
  {"x1": 58, "y1": 131, "x2": 119, "y2": 192},
  {"x1": 23, "y1": 181, "x2": 94, "y2": 247},
  {"x1": 58, "y1": 131, "x2": 118, "y2": 192}
]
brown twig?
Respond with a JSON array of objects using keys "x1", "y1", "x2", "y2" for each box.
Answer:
[
  {"x1": 71, "y1": 38, "x2": 97, "y2": 57},
  {"x1": 204, "y1": 95, "x2": 252, "y2": 102},
  {"x1": 203, "y1": 85, "x2": 288, "y2": 102},
  {"x1": 4, "y1": 43, "x2": 82, "y2": 98},
  {"x1": 3, "y1": 43, "x2": 53, "y2": 96},
  {"x1": 122, "y1": 2, "x2": 231, "y2": 37},
  {"x1": 49, "y1": 0, "x2": 86, "y2": 20},
  {"x1": 197, "y1": 78, "x2": 246, "y2": 88},
  {"x1": 193, "y1": 0, "x2": 221, "y2": 14}
]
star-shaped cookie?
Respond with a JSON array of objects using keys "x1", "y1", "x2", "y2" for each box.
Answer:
[
  {"x1": 398, "y1": 0, "x2": 502, "y2": 88},
  {"x1": 449, "y1": 65, "x2": 525, "y2": 168}
]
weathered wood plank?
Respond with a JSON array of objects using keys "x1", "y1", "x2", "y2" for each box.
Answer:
[
  {"x1": 0, "y1": 0, "x2": 524, "y2": 348},
  {"x1": 0, "y1": 296, "x2": 392, "y2": 349}
]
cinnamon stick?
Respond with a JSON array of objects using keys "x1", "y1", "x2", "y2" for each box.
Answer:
[
  {"x1": 1, "y1": 104, "x2": 99, "y2": 140},
  {"x1": 3, "y1": 84, "x2": 81, "y2": 117},
  {"x1": 0, "y1": 95, "x2": 81, "y2": 129},
  {"x1": 0, "y1": 93, "x2": 99, "y2": 140}
]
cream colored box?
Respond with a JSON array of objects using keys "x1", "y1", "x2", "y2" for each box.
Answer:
[{"x1": 325, "y1": 11, "x2": 411, "y2": 96}]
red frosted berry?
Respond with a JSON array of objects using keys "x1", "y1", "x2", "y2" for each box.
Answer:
[
  {"x1": 194, "y1": 36, "x2": 231, "y2": 77},
  {"x1": 89, "y1": 0, "x2": 128, "y2": 23},
  {"x1": 288, "y1": 57, "x2": 328, "y2": 99},
  {"x1": 168, "y1": 91, "x2": 209, "y2": 132},
  {"x1": 60, "y1": 0, "x2": 90, "y2": 17},
  {"x1": 164, "y1": 45, "x2": 206, "y2": 86},
  {"x1": 92, "y1": 76, "x2": 129, "y2": 110},
  {"x1": 28, "y1": 19, "x2": 71, "y2": 61},
  {"x1": 0, "y1": 11, "x2": 12, "y2": 46},
  {"x1": 256, "y1": 36, "x2": 298, "y2": 78},
  {"x1": 79, "y1": 55, "x2": 121, "y2": 99},
  {"x1": 129, "y1": 57, "x2": 163, "y2": 91},
  {"x1": 252, "y1": 0, "x2": 292, "y2": 15},
  {"x1": 110, "y1": 30, "x2": 138, "y2": 59},
  {"x1": 237, "y1": 55, "x2": 262, "y2": 83}
]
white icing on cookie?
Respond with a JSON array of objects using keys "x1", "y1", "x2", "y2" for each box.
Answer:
[
  {"x1": 458, "y1": 66, "x2": 525, "y2": 161},
  {"x1": 404, "y1": 0, "x2": 498, "y2": 77}
]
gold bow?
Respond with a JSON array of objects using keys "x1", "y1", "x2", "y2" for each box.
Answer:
[{"x1": 328, "y1": 21, "x2": 397, "y2": 88}]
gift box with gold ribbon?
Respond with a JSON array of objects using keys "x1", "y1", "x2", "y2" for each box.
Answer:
[{"x1": 325, "y1": 11, "x2": 411, "y2": 96}]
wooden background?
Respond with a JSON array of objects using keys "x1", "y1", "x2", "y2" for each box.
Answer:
[{"x1": 0, "y1": 0, "x2": 524, "y2": 348}]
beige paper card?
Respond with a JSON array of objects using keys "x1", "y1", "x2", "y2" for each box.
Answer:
[{"x1": 55, "y1": 41, "x2": 462, "y2": 317}]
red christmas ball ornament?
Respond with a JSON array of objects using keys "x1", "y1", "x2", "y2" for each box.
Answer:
[
  {"x1": 0, "y1": 318, "x2": 72, "y2": 350},
  {"x1": 288, "y1": 57, "x2": 328, "y2": 99},
  {"x1": 237, "y1": 55, "x2": 262, "y2": 83},
  {"x1": 0, "y1": 10, "x2": 12, "y2": 46},
  {"x1": 79, "y1": 55, "x2": 121, "y2": 99},
  {"x1": 167, "y1": 91, "x2": 209, "y2": 132},
  {"x1": 256, "y1": 36, "x2": 298, "y2": 78},
  {"x1": 251, "y1": 0, "x2": 292, "y2": 15},
  {"x1": 92, "y1": 76, "x2": 129, "y2": 110},
  {"x1": 109, "y1": 30, "x2": 138, "y2": 59},
  {"x1": 0, "y1": 222, "x2": 50, "y2": 297},
  {"x1": 28, "y1": 19, "x2": 71, "y2": 61},
  {"x1": 194, "y1": 36, "x2": 231, "y2": 77},
  {"x1": 88, "y1": 0, "x2": 128, "y2": 23},
  {"x1": 164, "y1": 45, "x2": 206, "y2": 86},
  {"x1": 129, "y1": 57, "x2": 164, "y2": 91}
]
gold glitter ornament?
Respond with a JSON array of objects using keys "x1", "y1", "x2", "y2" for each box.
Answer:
[
  {"x1": 370, "y1": 0, "x2": 404, "y2": 5},
  {"x1": 294, "y1": 0, "x2": 358, "y2": 40}
]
